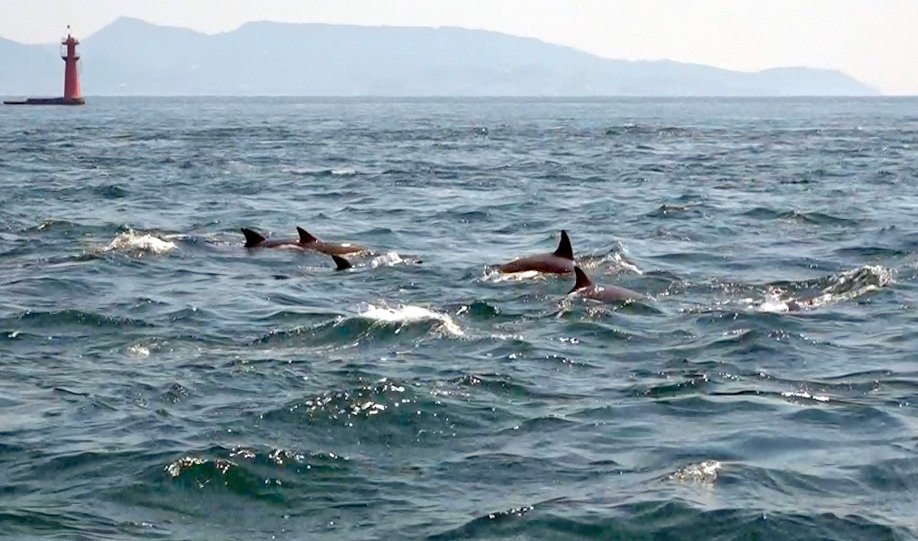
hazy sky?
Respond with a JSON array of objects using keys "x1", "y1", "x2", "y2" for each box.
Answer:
[{"x1": 2, "y1": 0, "x2": 917, "y2": 94}]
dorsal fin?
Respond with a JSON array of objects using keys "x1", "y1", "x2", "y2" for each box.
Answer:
[
  {"x1": 553, "y1": 230, "x2": 573, "y2": 260},
  {"x1": 241, "y1": 228, "x2": 266, "y2": 247},
  {"x1": 297, "y1": 227, "x2": 318, "y2": 244},
  {"x1": 570, "y1": 266, "x2": 593, "y2": 293},
  {"x1": 332, "y1": 255, "x2": 351, "y2": 271}
]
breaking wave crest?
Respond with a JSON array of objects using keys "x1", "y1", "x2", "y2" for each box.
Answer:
[{"x1": 360, "y1": 304, "x2": 464, "y2": 337}]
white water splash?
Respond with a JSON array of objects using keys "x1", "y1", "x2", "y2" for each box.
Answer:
[
  {"x1": 128, "y1": 343, "x2": 150, "y2": 356},
  {"x1": 165, "y1": 456, "x2": 205, "y2": 477},
  {"x1": 360, "y1": 304, "x2": 464, "y2": 337},
  {"x1": 751, "y1": 265, "x2": 892, "y2": 313},
  {"x1": 610, "y1": 252, "x2": 643, "y2": 275},
  {"x1": 754, "y1": 291, "x2": 793, "y2": 313},
  {"x1": 223, "y1": 160, "x2": 256, "y2": 173},
  {"x1": 781, "y1": 391, "x2": 830, "y2": 403},
  {"x1": 490, "y1": 333, "x2": 526, "y2": 341},
  {"x1": 369, "y1": 252, "x2": 404, "y2": 268},
  {"x1": 822, "y1": 265, "x2": 892, "y2": 301},
  {"x1": 281, "y1": 166, "x2": 313, "y2": 175},
  {"x1": 482, "y1": 268, "x2": 544, "y2": 282},
  {"x1": 281, "y1": 166, "x2": 357, "y2": 176},
  {"x1": 105, "y1": 230, "x2": 175, "y2": 255},
  {"x1": 670, "y1": 460, "x2": 721, "y2": 483},
  {"x1": 585, "y1": 251, "x2": 644, "y2": 275}
]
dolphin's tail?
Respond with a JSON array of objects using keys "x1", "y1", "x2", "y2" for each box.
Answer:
[
  {"x1": 570, "y1": 266, "x2": 593, "y2": 293},
  {"x1": 241, "y1": 228, "x2": 266, "y2": 247},
  {"x1": 297, "y1": 227, "x2": 318, "y2": 244},
  {"x1": 332, "y1": 255, "x2": 351, "y2": 271},
  {"x1": 553, "y1": 230, "x2": 574, "y2": 260}
]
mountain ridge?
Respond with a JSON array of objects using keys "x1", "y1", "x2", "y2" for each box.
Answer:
[{"x1": 0, "y1": 17, "x2": 880, "y2": 97}]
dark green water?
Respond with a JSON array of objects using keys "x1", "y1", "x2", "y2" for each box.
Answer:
[{"x1": 1, "y1": 97, "x2": 917, "y2": 540}]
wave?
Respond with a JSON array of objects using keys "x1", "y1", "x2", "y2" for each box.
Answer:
[
  {"x1": 449, "y1": 373, "x2": 575, "y2": 401},
  {"x1": 604, "y1": 124, "x2": 696, "y2": 138},
  {"x1": 0, "y1": 508, "x2": 154, "y2": 540},
  {"x1": 92, "y1": 184, "x2": 129, "y2": 199},
  {"x1": 252, "y1": 304, "x2": 464, "y2": 348},
  {"x1": 741, "y1": 207, "x2": 860, "y2": 226},
  {"x1": 253, "y1": 378, "x2": 491, "y2": 446},
  {"x1": 833, "y1": 245, "x2": 910, "y2": 258},
  {"x1": 127, "y1": 343, "x2": 151, "y2": 356},
  {"x1": 751, "y1": 265, "x2": 892, "y2": 313},
  {"x1": 646, "y1": 203, "x2": 705, "y2": 219},
  {"x1": 282, "y1": 166, "x2": 357, "y2": 176},
  {"x1": 577, "y1": 250, "x2": 643, "y2": 275},
  {"x1": 670, "y1": 460, "x2": 721, "y2": 483},
  {"x1": 360, "y1": 304, "x2": 463, "y2": 337},
  {"x1": 3, "y1": 309, "x2": 153, "y2": 333},
  {"x1": 160, "y1": 445, "x2": 355, "y2": 501},
  {"x1": 273, "y1": 378, "x2": 409, "y2": 424},
  {"x1": 22, "y1": 218, "x2": 104, "y2": 235},
  {"x1": 454, "y1": 301, "x2": 502, "y2": 321},
  {"x1": 428, "y1": 501, "x2": 906, "y2": 540}
]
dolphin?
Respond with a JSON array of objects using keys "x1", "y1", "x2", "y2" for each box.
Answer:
[
  {"x1": 297, "y1": 227, "x2": 364, "y2": 256},
  {"x1": 568, "y1": 266, "x2": 643, "y2": 303},
  {"x1": 496, "y1": 230, "x2": 575, "y2": 275},
  {"x1": 241, "y1": 228, "x2": 302, "y2": 249},
  {"x1": 332, "y1": 255, "x2": 352, "y2": 271}
]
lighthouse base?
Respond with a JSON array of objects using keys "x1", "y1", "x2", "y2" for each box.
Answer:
[{"x1": 3, "y1": 97, "x2": 85, "y2": 106}]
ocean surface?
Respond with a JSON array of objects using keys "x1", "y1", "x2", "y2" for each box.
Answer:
[{"x1": 1, "y1": 97, "x2": 917, "y2": 540}]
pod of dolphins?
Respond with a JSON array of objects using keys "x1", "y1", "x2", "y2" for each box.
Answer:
[{"x1": 241, "y1": 227, "x2": 642, "y2": 304}]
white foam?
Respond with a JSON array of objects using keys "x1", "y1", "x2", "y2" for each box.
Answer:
[
  {"x1": 752, "y1": 265, "x2": 892, "y2": 313},
  {"x1": 369, "y1": 252, "x2": 404, "y2": 268},
  {"x1": 754, "y1": 291, "x2": 791, "y2": 313},
  {"x1": 281, "y1": 166, "x2": 356, "y2": 176},
  {"x1": 165, "y1": 456, "x2": 205, "y2": 477},
  {"x1": 281, "y1": 166, "x2": 313, "y2": 175},
  {"x1": 105, "y1": 230, "x2": 175, "y2": 255},
  {"x1": 781, "y1": 391, "x2": 830, "y2": 402},
  {"x1": 128, "y1": 343, "x2": 150, "y2": 356},
  {"x1": 224, "y1": 160, "x2": 255, "y2": 173},
  {"x1": 482, "y1": 268, "x2": 543, "y2": 282},
  {"x1": 490, "y1": 333, "x2": 525, "y2": 341},
  {"x1": 608, "y1": 252, "x2": 643, "y2": 275},
  {"x1": 670, "y1": 460, "x2": 721, "y2": 483},
  {"x1": 360, "y1": 304, "x2": 464, "y2": 337},
  {"x1": 821, "y1": 265, "x2": 892, "y2": 303}
]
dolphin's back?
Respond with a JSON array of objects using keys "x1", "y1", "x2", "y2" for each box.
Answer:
[{"x1": 498, "y1": 254, "x2": 575, "y2": 274}]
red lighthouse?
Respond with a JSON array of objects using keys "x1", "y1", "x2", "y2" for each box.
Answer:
[
  {"x1": 3, "y1": 25, "x2": 85, "y2": 106},
  {"x1": 61, "y1": 26, "x2": 83, "y2": 104}
]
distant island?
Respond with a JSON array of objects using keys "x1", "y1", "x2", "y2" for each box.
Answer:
[{"x1": 0, "y1": 17, "x2": 880, "y2": 97}]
